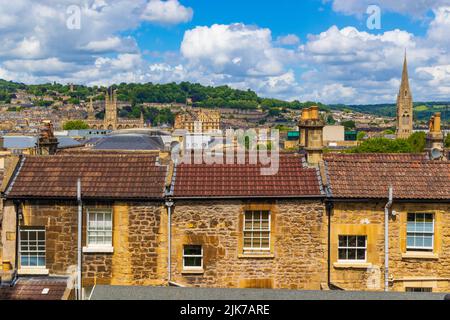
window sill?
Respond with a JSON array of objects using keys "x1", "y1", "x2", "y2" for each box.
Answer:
[
  {"x1": 238, "y1": 254, "x2": 275, "y2": 259},
  {"x1": 333, "y1": 262, "x2": 372, "y2": 269},
  {"x1": 83, "y1": 246, "x2": 114, "y2": 254},
  {"x1": 402, "y1": 252, "x2": 439, "y2": 260},
  {"x1": 18, "y1": 268, "x2": 49, "y2": 275},
  {"x1": 181, "y1": 269, "x2": 204, "y2": 275}
]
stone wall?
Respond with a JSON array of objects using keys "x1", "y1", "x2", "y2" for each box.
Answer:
[
  {"x1": 170, "y1": 199, "x2": 328, "y2": 289},
  {"x1": 331, "y1": 202, "x2": 450, "y2": 292},
  {"x1": 19, "y1": 200, "x2": 166, "y2": 286}
]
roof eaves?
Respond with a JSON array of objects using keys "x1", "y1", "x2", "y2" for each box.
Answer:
[{"x1": 4, "y1": 155, "x2": 26, "y2": 197}]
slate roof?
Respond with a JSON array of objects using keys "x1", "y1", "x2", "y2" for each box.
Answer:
[
  {"x1": 93, "y1": 133, "x2": 165, "y2": 151},
  {"x1": 0, "y1": 277, "x2": 69, "y2": 300},
  {"x1": 6, "y1": 154, "x2": 167, "y2": 200},
  {"x1": 324, "y1": 153, "x2": 450, "y2": 200},
  {"x1": 2, "y1": 136, "x2": 81, "y2": 149},
  {"x1": 172, "y1": 153, "x2": 323, "y2": 198},
  {"x1": 90, "y1": 286, "x2": 449, "y2": 301}
]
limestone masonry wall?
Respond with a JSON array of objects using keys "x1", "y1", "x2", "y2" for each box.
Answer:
[
  {"x1": 20, "y1": 200, "x2": 166, "y2": 286},
  {"x1": 171, "y1": 199, "x2": 328, "y2": 289},
  {"x1": 331, "y1": 202, "x2": 450, "y2": 292}
]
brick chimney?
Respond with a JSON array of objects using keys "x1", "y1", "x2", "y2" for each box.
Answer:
[
  {"x1": 36, "y1": 121, "x2": 59, "y2": 155},
  {"x1": 426, "y1": 112, "x2": 445, "y2": 160},
  {"x1": 298, "y1": 106, "x2": 325, "y2": 165}
]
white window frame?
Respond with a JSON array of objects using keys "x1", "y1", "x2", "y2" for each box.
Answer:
[
  {"x1": 243, "y1": 210, "x2": 271, "y2": 253},
  {"x1": 182, "y1": 245, "x2": 203, "y2": 270},
  {"x1": 19, "y1": 227, "x2": 46, "y2": 269},
  {"x1": 406, "y1": 213, "x2": 434, "y2": 251},
  {"x1": 86, "y1": 209, "x2": 113, "y2": 248},
  {"x1": 338, "y1": 235, "x2": 367, "y2": 263}
]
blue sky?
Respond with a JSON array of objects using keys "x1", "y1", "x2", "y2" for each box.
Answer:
[{"x1": 0, "y1": 0, "x2": 450, "y2": 104}]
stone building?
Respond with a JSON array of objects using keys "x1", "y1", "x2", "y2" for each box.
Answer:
[
  {"x1": 85, "y1": 88, "x2": 144, "y2": 130},
  {"x1": 0, "y1": 153, "x2": 169, "y2": 289},
  {"x1": 323, "y1": 153, "x2": 450, "y2": 292},
  {"x1": 174, "y1": 109, "x2": 221, "y2": 133},
  {"x1": 169, "y1": 153, "x2": 328, "y2": 289},
  {"x1": 396, "y1": 54, "x2": 414, "y2": 139}
]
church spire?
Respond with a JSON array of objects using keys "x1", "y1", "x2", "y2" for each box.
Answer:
[
  {"x1": 396, "y1": 51, "x2": 413, "y2": 139},
  {"x1": 399, "y1": 52, "x2": 411, "y2": 98}
]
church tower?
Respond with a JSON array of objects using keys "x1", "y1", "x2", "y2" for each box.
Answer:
[
  {"x1": 396, "y1": 54, "x2": 413, "y2": 139},
  {"x1": 88, "y1": 97, "x2": 95, "y2": 121},
  {"x1": 104, "y1": 87, "x2": 118, "y2": 130}
]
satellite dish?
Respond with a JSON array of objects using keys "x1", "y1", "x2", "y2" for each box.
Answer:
[{"x1": 431, "y1": 148, "x2": 443, "y2": 160}]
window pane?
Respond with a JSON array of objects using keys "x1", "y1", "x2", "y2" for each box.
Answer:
[
  {"x1": 347, "y1": 249, "x2": 356, "y2": 260},
  {"x1": 348, "y1": 236, "x2": 356, "y2": 247},
  {"x1": 407, "y1": 235, "x2": 415, "y2": 247},
  {"x1": 338, "y1": 236, "x2": 346, "y2": 247},
  {"x1": 415, "y1": 236, "x2": 424, "y2": 248},
  {"x1": 184, "y1": 245, "x2": 201, "y2": 255},
  {"x1": 338, "y1": 249, "x2": 346, "y2": 260},
  {"x1": 357, "y1": 249, "x2": 366, "y2": 260},
  {"x1": 423, "y1": 235, "x2": 433, "y2": 248},
  {"x1": 357, "y1": 236, "x2": 366, "y2": 247}
]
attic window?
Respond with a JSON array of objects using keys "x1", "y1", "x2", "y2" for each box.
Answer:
[{"x1": 41, "y1": 288, "x2": 50, "y2": 295}]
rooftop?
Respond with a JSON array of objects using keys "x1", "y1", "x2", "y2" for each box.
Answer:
[
  {"x1": 92, "y1": 133, "x2": 166, "y2": 151},
  {"x1": 6, "y1": 153, "x2": 168, "y2": 200},
  {"x1": 90, "y1": 286, "x2": 449, "y2": 300},
  {"x1": 172, "y1": 153, "x2": 324, "y2": 198},
  {"x1": 324, "y1": 153, "x2": 450, "y2": 200},
  {"x1": 0, "y1": 277, "x2": 70, "y2": 300}
]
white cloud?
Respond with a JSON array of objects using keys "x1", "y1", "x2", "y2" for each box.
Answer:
[
  {"x1": 141, "y1": 0, "x2": 193, "y2": 25},
  {"x1": 275, "y1": 34, "x2": 300, "y2": 46},
  {"x1": 181, "y1": 23, "x2": 287, "y2": 77},
  {"x1": 427, "y1": 6, "x2": 450, "y2": 47},
  {"x1": 81, "y1": 36, "x2": 138, "y2": 53},
  {"x1": 328, "y1": 0, "x2": 450, "y2": 17}
]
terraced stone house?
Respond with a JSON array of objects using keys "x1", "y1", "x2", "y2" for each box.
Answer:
[{"x1": 323, "y1": 153, "x2": 450, "y2": 292}]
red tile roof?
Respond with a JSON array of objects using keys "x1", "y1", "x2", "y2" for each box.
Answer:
[
  {"x1": 6, "y1": 154, "x2": 167, "y2": 200},
  {"x1": 0, "y1": 277, "x2": 69, "y2": 300},
  {"x1": 172, "y1": 153, "x2": 323, "y2": 198},
  {"x1": 324, "y1": 153, "x2": 450, "y2": 200}
]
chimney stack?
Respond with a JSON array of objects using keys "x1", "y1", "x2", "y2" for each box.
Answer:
[
  {"x1": 298, "y1": 106, "x2": 325, "y2": 166},
  {"x1": 426, "y1": 112, "x2": 445, "y2": 160},
  {"x1": 36, "y1": 121, "x2": 59, "y2": 155}
]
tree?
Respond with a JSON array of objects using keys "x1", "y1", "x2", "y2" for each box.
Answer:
[
  {"x1": 326, "y1": 114, "x2": 336, "y2": 125},
  {"x1": 357, "y1": 131, "x2": 367, "y2": 141},
  {"x1": 341, "y1": 120, "x2": 356, "y2": 130},
  {"x1": 63, "y1": 120, "x2": 89, "y2": 130},
  {"x1": 407, "y1": 132, "x2": 426, "y2": 153},
  {"x1": 445, "y1": 134, "x2": 450, "y2": 148},
  {"x1": 350, "y1": 138, "x2": 415, "y2": 153}
]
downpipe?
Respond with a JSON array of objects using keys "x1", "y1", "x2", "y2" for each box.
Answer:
[{"x1": 384, "y1": 187, "x2": 393, "y2": 292}]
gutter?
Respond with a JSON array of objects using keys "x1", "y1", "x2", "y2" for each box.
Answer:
[
  {"x1": 171, "y1": 195, "x2": 326, "y2": 200},
  {"x1": 165, "y1": 199, "x2": 174, "y2": 284},
  {"x1": 384, "y1": 187, "x2": 393, "y2": 292}
]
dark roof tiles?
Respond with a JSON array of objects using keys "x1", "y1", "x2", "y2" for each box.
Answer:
[
  {"x1": 7, "y1": 154, "x2": 167, "y2": 199},
  {"x1": 324, "y1": 153, "x2": 450, "y2": 200},
  {"x1": 0, "y1": 277, "x2": 69, "y2": 300},
  {"x1": 173, "y1": 153, "x2": 323, "y2": 198}
]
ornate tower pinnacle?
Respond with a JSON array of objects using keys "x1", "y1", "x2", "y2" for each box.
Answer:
[
  {"x1": 88, "y1": 97, "x2": 95, "y2": 121},
  {"x1": 396, "y1": 52, "x2": 413, "y2": 139}
]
